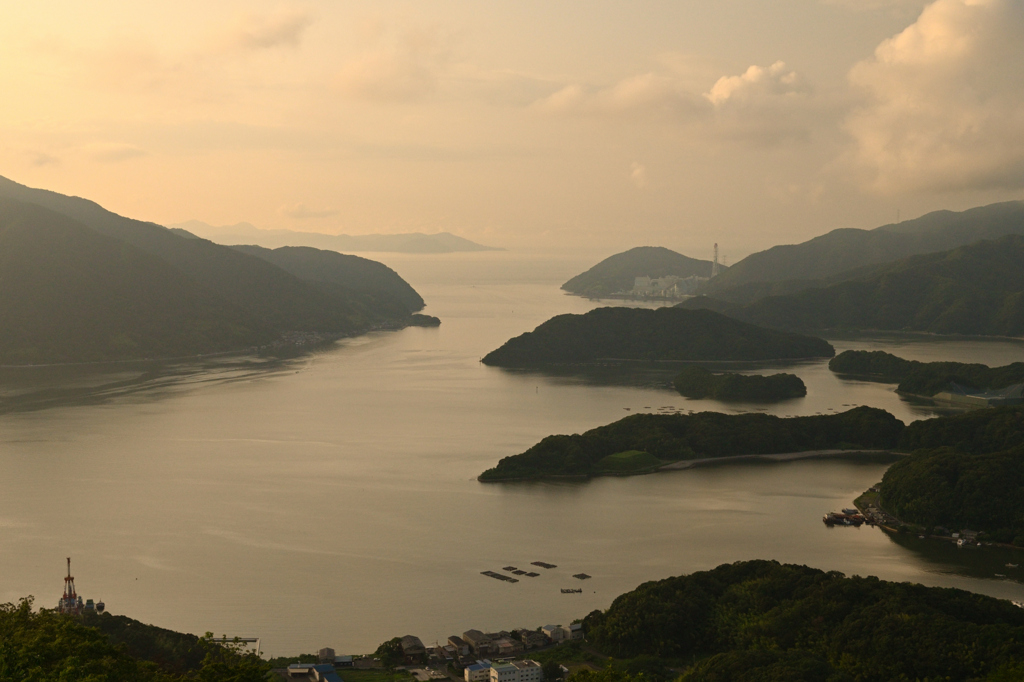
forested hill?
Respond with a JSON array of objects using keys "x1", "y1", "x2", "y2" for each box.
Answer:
[
  {"x1": 0, "y1": 176, "x2": 431, "y2": 364},
  {"x1": 231, "y1": 244, "x2": 425, "y2": 314},
  {"x1": 562, "y1": 246, "x2": 722, "y2": 297},
  {"x1": 581, "y1": 560, "x2": 1024, "y2": 681},
  {"x1": 701, "y1": 199, "x2": 1024, "y2": 294},
  {"x1": 479, "y1": 406, "x2": 902, "y2": 481},
  {"x1": 680, "y1": 235, "x2": 1024, "y2": 336},
  {"x1": 830, "y1": 349, "x2": 1024, "y2": 396},
  {"x1": 482, "y1": 307, "x2": 834, "y2": 367}
]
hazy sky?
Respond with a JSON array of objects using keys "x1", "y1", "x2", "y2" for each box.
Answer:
[{"x1": 2, "y1": 0, "x2": 1023, "y2": 259}]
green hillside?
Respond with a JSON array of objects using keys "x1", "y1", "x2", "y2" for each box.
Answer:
[
  {"x1": 479, "y1": 406, "x2": 902, "y2": 480},
  {"x1": 702, "y1": 200, "x2": 1024, "y2": 294},
  {"x1": 231, "y1": 244, "x2": 425, "y2": 314},
  {"x1": 830, "y1": 349, "x2": 1024, "y2": 396},
  {"x1": 681, "y1": 235, "x2": 1024, "y2": 336},
  {"x1": 562, "y1": 246, "x2": 722, "y2": 297},
  {"x1": 481, "y1": 307, "x2": 834, "y2": 367},
  {"x1": 581, "y1": 560, "x2": 1024, "y2": 680},
  {"x1": 0, "y1": 199, "x2": 266, "y2": 364},
  {"x1": 0, "y1": 175, "x2": 390, "y2": 334}
]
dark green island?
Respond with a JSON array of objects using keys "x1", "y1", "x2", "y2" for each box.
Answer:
[
  {"x1": 830, "y1": 349, "x2": 1024, "y2": 404},
  {"x1": 673, "y1": 366, "x2": 806, "y2": 402},
  {"x1": 482, "y1": 307, "x2": 834, "y2": 367},
  {"x1": 478, "y1": 406, "x2": 903, "y2": 481}
]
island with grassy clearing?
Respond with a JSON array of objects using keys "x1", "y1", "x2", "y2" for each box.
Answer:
[
  {"x1": 478, "y1": 406, "x2": 903, "y2": 481},
  {"x1": 673, "y1": 366, "x2": 806, "y2": 402}
]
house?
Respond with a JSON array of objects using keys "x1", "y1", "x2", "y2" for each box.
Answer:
[
  {"x1": 449, "y1": 636, "x2": 471, "y2": 656},
  {"x1": 568, "y1": 624, "x2": 584, "y2": 641},
  {"x1": 512, "y1": 660, "x2": 543, "y2": 682},
  {"x1": 288, "y1": 663, "x2": 315, "y2": 678},
  {"x1": 336, "y1": 656, "x2": 354, "y2": 668},
  {"x1": 516, "y1": 630, "x2": 549, "y2": 650},
  {"x1": 541, "y1": 625, "x2": 569, "y2": 643},
  {"x1": 465, "y1": 660, "x2": 493, "y2": 682},
  {"x1": 463, "y1": 630, "x2": 493, "y2": 656},
  {"x1": 319, "y1": 648, "x2": 336, "y2": 663},
  {"x1": 494, "y1": 637, "x2": 524, "y2": 657},
  {"x1": 401, "y1": 635, "x2": 426, "y2": 659}
]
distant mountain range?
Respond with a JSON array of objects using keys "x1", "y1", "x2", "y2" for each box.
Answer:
[
  {"x1": 681, "y1": 235, "x2": 1024, "y2": 336},
  {"x1": 169, "y1": 220, "x2": 501, "y2": 254},
  {"x1": 0, "y1": 175, "x2": 431, "y2": 364},
  {"x1": 702, "y1": 200, "x2": 1024, "y2": 296},
  {"x1": 562, "y1": 246, "x2": 723, "y2": 298}
]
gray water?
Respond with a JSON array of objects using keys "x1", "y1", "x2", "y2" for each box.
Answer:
[{"x1": 1, "y1": 251, "x2": 1023, "y2": 657}]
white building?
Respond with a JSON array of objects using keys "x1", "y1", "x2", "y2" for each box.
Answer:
[{"x1": 489, "y1": 660, "x2": 543, "y2": 682}]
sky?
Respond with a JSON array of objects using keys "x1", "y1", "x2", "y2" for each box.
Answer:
[{"x1": 2, "y1": 0, "x2": 1023, "y2": 260}]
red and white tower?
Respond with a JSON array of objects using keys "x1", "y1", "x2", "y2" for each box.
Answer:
[{"x1": 57, "y1": 557, "x2": 83, "y2": 615}]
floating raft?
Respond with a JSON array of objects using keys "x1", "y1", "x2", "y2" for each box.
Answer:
[
  {"x1": 524, "y1": 572, "x2": 540, "y2": 577},
  {"x1": 512, "y1": 570, "x2": 527, "y2": 575},
  {"x1": 482, "y1": 571, "x2": 519, "y2": 583},
  {"x1": 573, "y1": 573, "x2": 592, "y2": 580},
  {"x1": 502, "y1": 566, "x2": 518, "y2": 572},
  {"x1": 531, "y1": 561, "x2": 557, "y2": 569},
  {"x1": 561, "y1": 588, "x2": 583, "y2": 594}
]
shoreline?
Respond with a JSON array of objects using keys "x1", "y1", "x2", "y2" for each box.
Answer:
[{"x1": 479, "y1": 449, "x2": 905, "y2": 483}]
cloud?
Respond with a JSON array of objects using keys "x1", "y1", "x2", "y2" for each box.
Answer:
[
  {"x1": 83, "y1": 143, "x2": 148, "y2": 163},
  {"x1": 279, "y1": 202, "x2": 339, "y2": 219},
  {"x1": 845, "y1": 0, "x2": 1024, "y2": 192},
  {"x1": 336, "y1": 25, "x2": 452, "y2": 102},
  {"x1": 630, "y1": 162, "x2": 648, "y2": 188},
  {"x1": 533, "y1": 61, "x2": 815, "y2": 146},
  {"x1": 704, "y1": 61, "x2": 805, "y2": 106},
  {"x1": 229, "y1": 8, "x2": 314, "y2": 50}
]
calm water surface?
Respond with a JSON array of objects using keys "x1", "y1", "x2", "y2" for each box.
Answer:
[{"x1": 2, "y1": 251, "x2": 1023, "y2": 656}]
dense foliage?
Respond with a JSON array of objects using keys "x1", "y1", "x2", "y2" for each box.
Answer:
[
  {"x1": 561, "y1": 246, "x2": 720, "y2": 298},
  {"x1": 482, "y1": 308, "x2": 834, "y2": 367},
  {"x1": 581, "y1": 560, "x2": 1024, "y2": 681},
  {"x1": 830, "y1": 349, "x2": 1024, "y2": 396},
  {"x1": 673, "y1": 367, "x2": 805, "y2": 402},
  {"x1": 898, "y1": 404, "x2": 1024, "y2": 453},
  {"x1": 479, "y1": 406, "x2": 903, "y2": 480},
  {"x1": 881, "y1": 446, "x2": 1024, "y2": 544},
  {"x1": 0, "y1": 597, "x2": 270, "y2": 681},
  {"x1": 0, "y1": 176, "x2": 428, "y2": 364},
  {"x1": 700, "y1": 199, "x2": 1024, "y2": 294},
  {"x1": 684, "y1": 235, "x2": 1024, "y2": 337}
]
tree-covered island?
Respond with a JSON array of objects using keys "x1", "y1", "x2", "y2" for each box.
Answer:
[
  {"x1": 830, "y1": 349, "x2": 1024, "y2": 398},
  {"x1": 482, "y1": 307, "x2": 834, "y2": 367},
  {"x1": 673, "y1": 366, "x2": 806, "y2": 402},
  {"x1": 478, "y1": 406, "x2": 903, "y2": 481}
]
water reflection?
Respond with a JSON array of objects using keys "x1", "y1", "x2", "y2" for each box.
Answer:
[
  {"x1": 885, "y1": 531, "x2": 1024, "y2": 584},
  {"x1": 0, "y1": 355, "x2": 296, "y2": 415}
]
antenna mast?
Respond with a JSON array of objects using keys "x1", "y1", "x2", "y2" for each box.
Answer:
[{"x1": 711, "y1": 243, "x2": 721, "y2": 277}]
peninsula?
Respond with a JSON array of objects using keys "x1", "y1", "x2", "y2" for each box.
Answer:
[
  {"x1": 830, "y1": 349, "x2": 1024, "y2": 405},
  {"x1": 481, "y1": 307, "x2": 834, "y2": 367},
  {"x1": 561, "y1": 246, "x2": 723, "y2": 299}
]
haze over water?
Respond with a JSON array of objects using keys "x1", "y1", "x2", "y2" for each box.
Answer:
[{"x1": 1, "y1": 252, "x2": 1023, "y2": 656}]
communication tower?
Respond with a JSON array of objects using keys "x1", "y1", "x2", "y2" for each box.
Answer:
[
  {"x1": 711, "y1": 243, "x2": 721, "y2": 277},
  {"x1": 57, "y1": 557, "x2": 83, "y2": 615}
]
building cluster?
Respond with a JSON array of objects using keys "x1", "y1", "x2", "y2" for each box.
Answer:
[
  {"x1": 629, "y1": 275, "x2": 706, "y2": 299},
  {"x1": 464, "y1": 659, "x2": 542, "y2": 682}
]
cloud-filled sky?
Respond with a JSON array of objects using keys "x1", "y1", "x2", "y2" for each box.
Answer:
[{"x1": 1, "y1": 0, "x2": 1022, "y2": 258}]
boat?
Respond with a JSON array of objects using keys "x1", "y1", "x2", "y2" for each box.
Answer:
[
  {"x1": 1007, "y1": 563, "x2": 1019, "y2": 568},
  {"x1": 560, "y1": 588, "x2": 583, "y2": 594}
]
